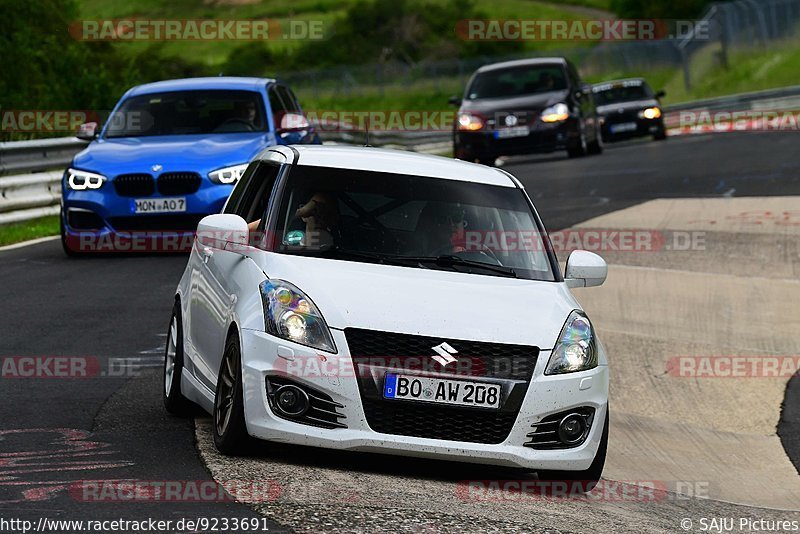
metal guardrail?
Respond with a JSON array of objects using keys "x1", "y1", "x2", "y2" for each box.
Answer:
[{"x1": 2, "y1": 85, "x2": 800, "y2": 225}]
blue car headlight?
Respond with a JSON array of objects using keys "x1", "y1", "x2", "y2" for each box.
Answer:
[
  {"x1": 209, "y1": 163, "x2": 248, "y2": 184},
  {"x1": 66, "y1": 168, "x2": 106, "y2": 190},
  {"x1": 259, "y1": 279, "x2": 336, "y2": 353},
  {"x1": 545, "y1": 310, "x2": 597, "y2": 375}
]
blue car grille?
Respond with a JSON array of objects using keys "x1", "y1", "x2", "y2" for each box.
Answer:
[
  {"x1": 157, "y1": 172, "x2": 202, "y2": 196},
  {"x1": 113, "y1": 174, "x2": 154, "y2": 197}
]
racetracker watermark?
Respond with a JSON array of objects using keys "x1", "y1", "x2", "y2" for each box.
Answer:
[
  {"x1": 63, "y1": 229, "x2": 707, "y2": 253},
  {"x1": 274, "y1": 354, "x2": 526, "y2": 380},
  {"x1": 298, "y1": 110, "x2": 457, "y2": 133},
  {"x1": 69, "y1": 480, "x2": 282, "y2": 503},
  {"x1": 69, "y1": 19, "x2": 323, "y2": 41},
  {"x1": 455, "y1": 19, "x2": 709, "y2": 41},
  {"x1": 0, "y1": 356, "x2": 159, "y2": 378},
  {"x1": 457, "y1": 480, "x2": 711, "y2": 501},
  {"x1": 1, "y1": 110, "x2": 147, "y2": 134},
  {"x1": 666, "y1": 356, "x2": 800, "y2": 378},
  {"x1": 675, "y1": 110, "x2": 800, "y2": 132}
]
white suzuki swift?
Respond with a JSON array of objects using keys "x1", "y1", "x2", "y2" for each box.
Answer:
[{"x1": 165, "y1": 145, "x2": 609, "y2": 487}]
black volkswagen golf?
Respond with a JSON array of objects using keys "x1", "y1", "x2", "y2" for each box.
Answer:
[
  {"x1": 451, "y1": 57, "x2": 602, "y2": 165},
  {"x1": 592, "y1": 78, "x2": 667, "y2": 142}
]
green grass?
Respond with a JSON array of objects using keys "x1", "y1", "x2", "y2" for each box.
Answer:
[
  {"x1": 75, "y1": 0, "x2": 606, "y2": 70},
  {"x1": 0, "y1": 216, "x2": 60, "y2": 247}
]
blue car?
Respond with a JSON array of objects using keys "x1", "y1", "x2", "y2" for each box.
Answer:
[{"x1": 61, "y1": 77, "x2": 319, "y2": 255}]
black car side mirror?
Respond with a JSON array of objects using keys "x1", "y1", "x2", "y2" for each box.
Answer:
[
  {"x1": 655, "y1": 90, "x2": 666, "y2": 99},
  {"x1": 448, "y1": 95, "x2": 462, "y2": 106}
]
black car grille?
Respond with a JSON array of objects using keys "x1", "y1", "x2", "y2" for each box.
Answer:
[
  {"x1": 345, "y1": 328, "x2": 538, "y2": 444},
  {"x1": 157, "y1": 172, "x2": 202, "y2": 195},
  {"x1": 603, "y1": 109, "x2": 640, "y2": 124},
  {"x1": 107, "y1": 214, "x2": 205, "y2": 232},
  {"x1": 486, "y1": 111, "x2": 538, "y2": 128},
  {"x1": 113, "y1": 173, "x2": 155, "y2": 197}
]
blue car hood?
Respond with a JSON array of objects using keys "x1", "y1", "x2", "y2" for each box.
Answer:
[{"x1": 72, "y1": 132, "x2": 271, "y2": 176}]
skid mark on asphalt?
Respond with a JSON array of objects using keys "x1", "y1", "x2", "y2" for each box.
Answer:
[{"x1": 0, "y1": 429, "x2": 134, "y2": 504}]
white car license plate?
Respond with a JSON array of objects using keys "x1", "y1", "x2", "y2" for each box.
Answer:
[
  {"x1": 134, "y1": 197, "x2": 186, "y2": 214},
  {"x1": 383, "y1": 373, "x2": 501, "y2": 409},
  {"x1": 610, "y1": 122, "x2": 637, "y2": 133},
  {"x1": 494, "y1": 126, "x2": 530, "y2": 139}
]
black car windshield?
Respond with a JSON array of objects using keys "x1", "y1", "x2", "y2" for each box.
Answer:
[
  {"x1": 592, "y1": 82, "x2": 653, "y2": 105},
  {"x1": 466, "y1": 64, "x2": 568, "y2": 100},
  {"x1": 104, "y1": 90, "x2": 267, "y2": 138},
  {"x1": 272, "y1": 166, "x2": 557, "y2": 281}
]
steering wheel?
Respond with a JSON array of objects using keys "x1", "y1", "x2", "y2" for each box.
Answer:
[{"x1": 429, "y1": 243, "x2": 502, "y2": 264}]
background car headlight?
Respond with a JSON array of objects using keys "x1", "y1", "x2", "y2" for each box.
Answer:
[
  {"x1": 457, "y1": 113, "x2": 484, "y2": 131},
  {"x1": 66, "y1": 168, "x2": 106, "y2": 190},
  {"x1": 209, "y1": 163, "x2": 248, "y2": 184},
  {"x1": 545, "y1": 310, "x2": 597, "y2": 375},
  {"x1": 639, "y1": 107, "x2": 662, "y2": 119},
  {"x1": 541, "y1": 103, "x2": 570, "y2": 123},
  {"x1": 259, "y1": 279, "x2": 336, "y2": 353}
]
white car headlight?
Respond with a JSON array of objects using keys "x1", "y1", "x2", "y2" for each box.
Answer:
[
  {"x1": 66, "y1": 168, "x2": 106, "y2": 190},
  {"x1": 639, "y1": 107, "x2": 662, "y2": 119},
  {"x1": 545, "y1": 310, "x2": 597, "y2": 375},
  {"x1": 540, "y1": 103, "x2": 570, "y2": 123},
  {"x1": 209, "y1": 163, "x2": 248, "y2": 184},
  {"x1": 259, "y1": 279, "x2": 336, "y2": 353}
]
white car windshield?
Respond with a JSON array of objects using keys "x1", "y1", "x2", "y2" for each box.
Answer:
[{"x1": 272, "y1": 165, "x2": 557, "y2": 281}]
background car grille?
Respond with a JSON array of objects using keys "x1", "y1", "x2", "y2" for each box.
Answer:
[
  {"x1": 107, "y1": 214, "x2": 205, "y2": 232},
  {"x1": 157, "y1": 172, "x2": 202, "y2": 195},
  {"x1": 344, "y1": 328, "x2": 539, "y2": 444},
  {"x1": 113, "y1": 173, "x2": 155, "y2": 197}
]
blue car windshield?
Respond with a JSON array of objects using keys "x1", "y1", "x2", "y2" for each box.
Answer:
[{"x1": 104, "y1": 90, "x2": 267, "y2": 138}]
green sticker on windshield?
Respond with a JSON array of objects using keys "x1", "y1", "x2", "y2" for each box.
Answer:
[{"x1": 285, "y1": 230, "x2": 304, "y2": 245}]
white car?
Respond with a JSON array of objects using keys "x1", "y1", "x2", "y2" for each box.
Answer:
[{"x1": 165, "y1": 145, "x2": 610, "y2": 488}]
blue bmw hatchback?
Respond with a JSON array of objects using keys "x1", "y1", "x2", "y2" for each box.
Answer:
[{"x1": 61, "y1": 77, "x2": 319, "y2": 254}]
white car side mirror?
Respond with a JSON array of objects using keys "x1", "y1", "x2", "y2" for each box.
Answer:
[
  {"x1": 196, "y1": 214, "x2": 249, "y2": 250},
  {"x1": 564, "y1": 250, "x2": 607, "y2": 288}
]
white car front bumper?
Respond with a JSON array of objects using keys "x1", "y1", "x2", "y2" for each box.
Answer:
[{"x1": 240, "y1": 328, "x2": 609, "y2": 472}]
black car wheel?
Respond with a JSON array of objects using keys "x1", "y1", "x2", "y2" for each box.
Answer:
[
  {"x1": 164, "y1": 302, "x2": 194, "y2": 416},
  {"x1": 587, "y1": 124, "x2": 604, "y2": 155},
  {"x1": 536, "y1": 408, "x2": 609, "y2": 493},
  {"x1": 213, "y1": 333, "x2": 253, "y2": 455},
  {"x1": 567, "y1": 127, "x2": 587, "y2": 158},
  {"x1": 653, "y1": 125, "x2": 667, "y2": 140}
]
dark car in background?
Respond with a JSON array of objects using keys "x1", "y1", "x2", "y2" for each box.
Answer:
[
  {"x1": 451, "y1": 57, "x2": 602, "y2": 165},
  {"x1": 592, "y1": 78, "x2": 667, "y2": 142}
]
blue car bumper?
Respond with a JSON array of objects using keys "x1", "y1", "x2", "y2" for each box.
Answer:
[{"x1": 62, "y1": 174, "x2": 234, "y2": 253}]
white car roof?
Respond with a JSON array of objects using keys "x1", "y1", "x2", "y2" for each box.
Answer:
[{"x1": 260, "y1": 145, "x2": 518, "y2": 188}]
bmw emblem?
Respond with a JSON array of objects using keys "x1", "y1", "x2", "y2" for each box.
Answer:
[{"x1": 151, "y1": 164, "x2": 163, "y2": 172}]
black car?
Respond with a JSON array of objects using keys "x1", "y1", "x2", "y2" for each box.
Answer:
[
  {"x1": 450, "y1": 57, "x2": 602, "y2": 165},
  {"x1": 592, "y1": 78, "x2": 667, "y2": 142}
]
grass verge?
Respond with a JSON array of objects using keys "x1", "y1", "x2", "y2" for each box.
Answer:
[{"x1": 0, "y1": 216, "x2": 60, "y2": 247}]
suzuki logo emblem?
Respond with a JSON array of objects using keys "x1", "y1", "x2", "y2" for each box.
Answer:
[
  {"x1": 431, "y1": 342, "x2": 458, "y2": 366},
  {"x1": 151, "y1": 164, "x2": 163, "y2": 172}
]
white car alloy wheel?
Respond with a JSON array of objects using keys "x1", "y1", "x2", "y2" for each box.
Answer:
[{"x1": 165, "y1": 317, "x2": 177, "y2": 397}]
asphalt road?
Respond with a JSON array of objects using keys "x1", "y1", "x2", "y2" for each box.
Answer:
[{"x1": 0, "y1": 131, "x2": 797, "y2": 532}]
